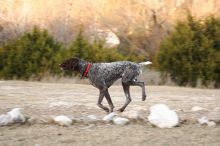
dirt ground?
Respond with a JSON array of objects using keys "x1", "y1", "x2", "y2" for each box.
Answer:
[{"x1": 0, "y1": 80, "x2": 220, "y2": 146}]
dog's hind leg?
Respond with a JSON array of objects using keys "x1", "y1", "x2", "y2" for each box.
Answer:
[
  {"x1": 118, "y1": 82, "x2": 132, "y2": 112},
  {"x1": 97, "y1": 89, "x2": 110, "y2": 113},
  {"x1": 130, "y1": 81, "x2": 146, "y2": 101}
]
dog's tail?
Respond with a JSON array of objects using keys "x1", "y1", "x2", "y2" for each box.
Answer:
[{"x1": 139, "y1": 61, "x2": 152, "y2": 66}]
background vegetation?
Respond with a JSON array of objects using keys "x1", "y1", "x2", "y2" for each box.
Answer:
[
  {"x1": 0, "y1": 27, "x2": 145, "y2": 80},
  {"x1": 0, "y1": 27, "x2": 65, "y2": 80},
  {"x1": 157, "y1": 15, "x2": 220, "y2": 88},
  {"x1": 0, "y1": 14, "x2": 220, "y2": 88},
  {"x1": 0, "y1": 0, "x2": 220, "y2": 88}
]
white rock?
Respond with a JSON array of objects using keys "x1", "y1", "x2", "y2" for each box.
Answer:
[
  {"x1": 207, "y1": 121, "x2": 216, "y2": 127},
  {"x1": 84, "y1": 115, "x2": 99, "y2": 122},
  {"x1": 122, "y1": 110, "x2": 143, "y2": 119},
  {"x1": 198, "y1": 116, "x2": 217, "y2": 127},
  {"x1": 198, "y1": 116, "x2": 209, "y2": 125},
  {"x1": 0, "y1": 114, "x2": 12, "y2": 126},
  {"x1": 0, "y1": 108, "x2": 26, "y2": 126},
  {"x1": 53, "y1": 115, "x2": 72, "y2": 126},
  {"x1": 148, "y1": 104, "x2": 179, "y2": 128},
  {"x1": 49, "y1": 101, "x2": 73, "y2": 108},
  {"x1": 8, "y1": 108, "x2": 26, "y2": 123},
  {"x1": 191, "y1": 106, "x2": 206, "y2": 112},
  {"x1": 113, "y1": 117, "x2": 129, "y2": 125},
  {"x1": 103, "y1": 112, "x2": 117, "y2": 122}
]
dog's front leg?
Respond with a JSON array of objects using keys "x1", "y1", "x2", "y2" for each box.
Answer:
[
  {"x1": 97, "y1": 89, "x2": 110, "y2": 113},
  {"x1": 118, "y1": 83, "x2": 132, "y2": 112},
  {"x1": 104, "y1": 89, "x2": 115, "y2": 113}
]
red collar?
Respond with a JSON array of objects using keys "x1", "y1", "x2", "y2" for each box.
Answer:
[{"x1": 82, "y1": 63, "x2": 91, "y2": 78}]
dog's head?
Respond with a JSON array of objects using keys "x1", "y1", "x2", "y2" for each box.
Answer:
[{"x1": 59, "y1": 57, "x2": 80, "y2": 71}]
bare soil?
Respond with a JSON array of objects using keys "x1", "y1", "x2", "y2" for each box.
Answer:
[{"x1": 0, "y1": 81, "x2": 220, "y2": 146}]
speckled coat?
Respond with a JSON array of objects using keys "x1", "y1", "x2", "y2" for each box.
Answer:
[{"x1": 60, "y1": 58, "x2": 152, "y2": 113}]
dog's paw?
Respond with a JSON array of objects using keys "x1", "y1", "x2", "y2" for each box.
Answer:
[
  {"x1": 142, "y1": 95, "x2": 147, "y2": 101},
  {"x1": 104, "y1": 108, "x2": 110, "y2": 113},
  {"x1": 117, "y1": 108, "x2": 125, "y2": 112}
]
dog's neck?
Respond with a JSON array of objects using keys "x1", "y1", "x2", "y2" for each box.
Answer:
[{"x1": 77, "y1": 60, "x2": 91, "y2": 78}]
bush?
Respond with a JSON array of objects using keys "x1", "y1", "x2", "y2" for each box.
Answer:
[
  {"x1": 0, "y1": 27, "x2": 148, "y2": 80},
  {"x1": 157, "y1": 15, "x2": 220, "y2": 87},
  {"x1": 0, "y1": 27, "x2": 65, "y2": 80},
  {"x1": 68, "y1": 30, "x2": 124, "y2": 62}
]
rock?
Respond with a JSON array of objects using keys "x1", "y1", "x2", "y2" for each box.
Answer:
[
  {"x1": 208, "y1": 107, "x2": 220, "y2": 123},
  {"x1": 103, "y1": 112, "x2": 117, "y2": 122},
  {"x1": 103, "y1": 113, "x2": 130, "y2": 125},
  {"x1": 191, "y1": 106, "x2": 207, "y2": 112},
  {"x1": 83, "y1": 115, "x2": 99, "y2": 123},
  {"x1": 148, "y1": 104, "x2": 179, "y2": 128},
  {"x1": 113, "y1": 117, "x2": 129, "y2": 125},
  {"x1": 0, "y1": 114, "x2": 12, "y2": 126},
  {"x1": 0, "y1": 108, "x2": 26, "y2": 126},
  {"x1": 27, "y1": 116, "x2": 37, "y2": 125},
  {"x1": 49, "y1": 101, "x2": 73, "y2": 108},
  {"x1": 198, "y1": 116, "x2": 217, "y2": 127},
  {"x1": 121, "y1": 110, "x2": 145, "y2": 120},
  {"x1": 53, "y1": 115, "x2": 72, "y2": 126},
  {"x1": 7, "y1": 108, "x2": 26, "y2": 123},
  {"x1": 38, "y1": 116, "x2": 54, "y2": 124},
  {"x1": 198, "y1": 116, "x2": 209, "y2": 125},
  {"x1": 207, "y1": 121, "x2": 216, "y2": 127}
]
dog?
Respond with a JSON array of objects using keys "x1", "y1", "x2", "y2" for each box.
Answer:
[{"x1": 60, "y1": 58, "x2": 152, "y2": 112}]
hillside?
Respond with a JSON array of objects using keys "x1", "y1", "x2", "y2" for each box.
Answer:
[{"x1": 1, "y1": 0, "x2": 219, "y2": 43}]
